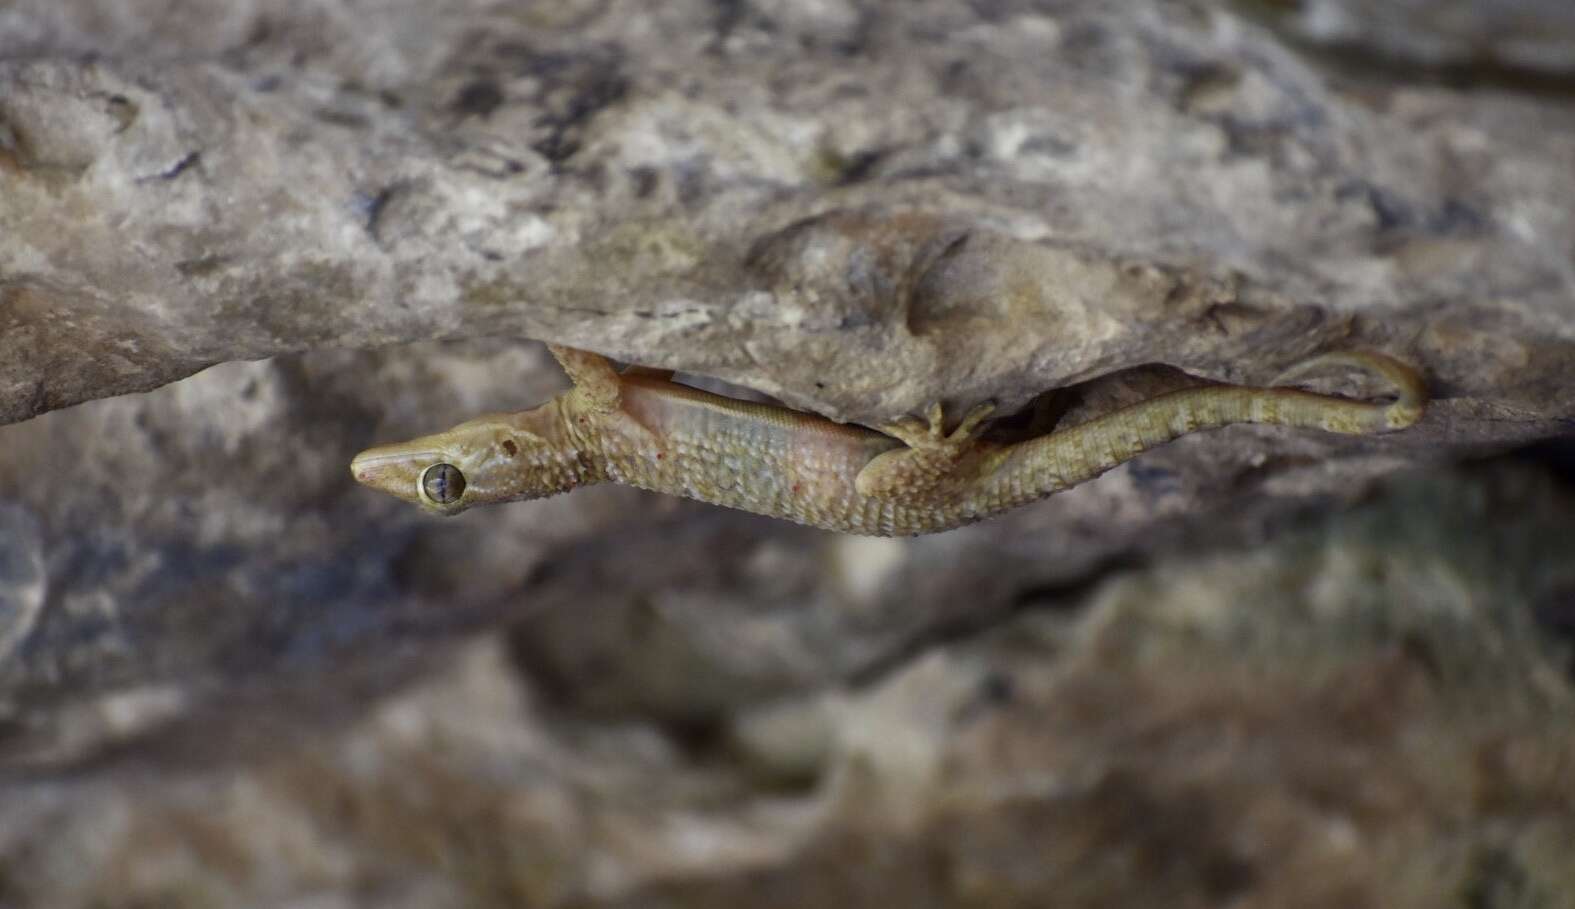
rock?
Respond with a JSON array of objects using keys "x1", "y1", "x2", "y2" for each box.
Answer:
[
  {"x1": 0, "y1": 466, "x2": 1568, "y2": 907},
  {"x1": 0, "y1": 505, "x2": 45, "y2": 668},
  {"x1": 1244, "y1": 0, "x2": 1575, "y2": 79},
  {"x1": 1, "y1": 1, "x2": 1573, "y2": 432}
]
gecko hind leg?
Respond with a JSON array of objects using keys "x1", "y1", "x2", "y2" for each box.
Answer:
[
  {"x1": 548, "y1": 344, "x2": 622, "y2": 414},
  {"x1": 855, "y1": 401, "x2": 996, "y2": 500}
]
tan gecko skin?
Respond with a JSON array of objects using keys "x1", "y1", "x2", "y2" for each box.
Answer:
[{"x1": 351, "y1": 346, "x2": 1426, "y2": 536}]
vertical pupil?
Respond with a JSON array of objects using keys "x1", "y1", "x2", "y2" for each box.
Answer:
[{"x1": 423, "y1": 463, "x2": 466, "y2": 504}]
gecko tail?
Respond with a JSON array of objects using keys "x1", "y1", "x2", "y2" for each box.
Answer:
[
  {"x1": 974, "y1": 349, "x2": 1428, "y2": 514},
  {"x1": 1270, "y1": 350, "x2": 1428, "y2": 431}
]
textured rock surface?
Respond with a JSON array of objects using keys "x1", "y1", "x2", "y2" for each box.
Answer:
[
  {"x1": 0, "y1": 466, "x2": 1572, "y2": 907},
  {"x1": 2, "y1": 0, "x2": 1575, "y2": 431},
  {"x1": 2, "y1": 1, "x2": 1575, "y2": 906},
  {"x1": 1242, "y1": 0, "x2": 1575, "y2": 79}
]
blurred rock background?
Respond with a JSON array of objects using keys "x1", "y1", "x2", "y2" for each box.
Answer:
[{"x1": 1, "y1": 1, "x2": 1574, "y2": 907}]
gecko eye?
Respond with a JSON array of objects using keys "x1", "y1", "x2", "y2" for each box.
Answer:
[{"x1": 420, "y1": 463, "x2": 466, "y2": 505}]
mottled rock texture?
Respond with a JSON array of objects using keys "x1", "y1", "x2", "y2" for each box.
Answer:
[
  {"x1": 2, "y1": 0, "x2": 1574, "y2": 429},
  {"x1": 1243, "y1": 0, "x2": 1575, "y2": 79},
  {"x1": 2, "y1": 467, "x2": 1573, "y2": 908},
  {"x1": 1, "y1": 1, "x2": 1574, "y2": 907}
]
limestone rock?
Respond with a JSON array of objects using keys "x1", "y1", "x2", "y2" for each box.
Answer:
[
  {"x1": 0, "y1": 467, "x2": 1568, "y2": 907},
  {"x1": 1247, "y1": 0, "x2": 1575, "y2": 79},
  {"x1": 0, "y1": 1, "x2": 1572, "y2": 433}
]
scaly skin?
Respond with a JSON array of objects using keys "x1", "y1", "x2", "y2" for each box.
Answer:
[{"x1": 351, "y1": 345, "x2": 1426, "y2": 536}]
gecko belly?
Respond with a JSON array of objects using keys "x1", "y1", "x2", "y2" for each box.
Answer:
[{"x1": 605, "y1": 380, "x2": 965, "y2": 534}]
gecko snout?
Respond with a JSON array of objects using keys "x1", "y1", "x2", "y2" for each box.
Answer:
[{"x1": 350, "y1": 446, "x2": 437, "y2": 503}]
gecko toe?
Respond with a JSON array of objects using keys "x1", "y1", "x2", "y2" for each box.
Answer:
[{"x1": 951, "y1": 401, "x2": 996, "y2": 439}]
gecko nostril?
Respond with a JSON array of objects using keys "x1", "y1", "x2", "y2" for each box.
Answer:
[{"x1": 502, "y1": 439, "x2": 519, "y2": 456}]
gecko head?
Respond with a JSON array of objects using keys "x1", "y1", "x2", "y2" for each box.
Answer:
[{"x1": 350, "y1": 405, "x2": 587, "y2": 516}]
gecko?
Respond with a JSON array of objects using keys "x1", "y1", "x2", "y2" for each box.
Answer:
[{"x1": 350, "y1": 345, "x2": 1426, "y2": 537}]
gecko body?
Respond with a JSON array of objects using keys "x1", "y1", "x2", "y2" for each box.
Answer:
[{"x1": 351, "y1": 346, "x2": 1425, "y2": 536}]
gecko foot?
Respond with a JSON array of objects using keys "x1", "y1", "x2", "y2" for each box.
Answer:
[
  {"x1": 880, "y1": 401, "x2": 995, "y2": 450},
  {"x1": 857, "y1": 400, "x2": 996, "y2": 501}
]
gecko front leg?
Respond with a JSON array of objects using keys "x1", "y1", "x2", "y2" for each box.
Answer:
[
  {"x1": 854, "y1": 401, "x2": 998, "y2": 501},
  {"x1": 548, "y1": 344, "x2": 671, "y2": 462},
  {"x1": 548, "y1": 344, "x2": 622, "y2": 415}
]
